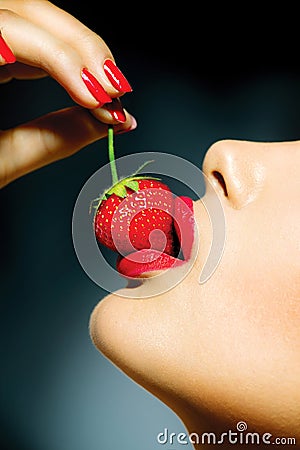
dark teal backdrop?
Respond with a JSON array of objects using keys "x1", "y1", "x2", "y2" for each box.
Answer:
[{"x1": 1, "y1": 3, "x2": 300, "y2": 449}]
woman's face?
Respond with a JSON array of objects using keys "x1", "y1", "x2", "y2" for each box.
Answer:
[{"x1": 90, "y1": 140, "x2": 300, "y2": 439}]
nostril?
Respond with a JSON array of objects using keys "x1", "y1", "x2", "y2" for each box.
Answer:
[{"x1": 212, "y1": 171, "x2": 228, "y2": 197}]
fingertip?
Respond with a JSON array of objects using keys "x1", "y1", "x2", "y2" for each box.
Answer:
[
  {"x1": 114, "y1": 113, "x2": 137, "y2": 135},
  {"x1": 103, "y1": 59, "x2": 133, "y2": 94},
  {"x1": 90, "y1": 98, "x2": 127, "y2": 124},
  {"x1": 89, "y1": 104, "x2": 137, "y2": 135}
]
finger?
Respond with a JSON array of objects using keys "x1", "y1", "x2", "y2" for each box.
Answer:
[
  {"x1": 91, "y1": 98, "x2": 129, "y2": 125},
  {"x1": 0, "y1": 28, "x2": 15, "y2": 63},
  {"x1": 0, "y1": 9, "x2": 109, "y2": 108},
  {"x1": 0, "y1": 61, "x2": 47, "y2": 82},
  {"x1": 0, "y1": 106, "x2": 137, "y2": 188},
  {"x1": 1, "y1": 1, "x2": 132, "y2": 96},
  {"x1": 12, "y1": 0, "x2": 133, "y2": 95}
]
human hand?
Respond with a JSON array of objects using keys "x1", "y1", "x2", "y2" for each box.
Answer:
[{"x1": 0, "y1": 0, "x2": 136, "y2": 188}]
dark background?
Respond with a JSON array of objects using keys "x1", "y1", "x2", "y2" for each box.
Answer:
[{"x1": 1, "y1": 3, "x2": 300, "y2": 450}]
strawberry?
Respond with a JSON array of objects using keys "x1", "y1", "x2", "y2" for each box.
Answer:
[
  {"x1": 92, "y1": 126, "x2": 179, "y2": 258},
  {"x1": 94, "y1": 178, "x2": 179, "y2": 256},
  {"x1": 116, "y1": 196, "x2": 195, "y2": 277}
]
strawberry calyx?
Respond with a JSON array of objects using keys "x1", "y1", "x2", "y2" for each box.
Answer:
[
  {"x1": 102, "y1": 166, "x2": 160, "y2": 200},
  {"x1": 90, "y1": 162, "x2": 160, "y2": 212}
]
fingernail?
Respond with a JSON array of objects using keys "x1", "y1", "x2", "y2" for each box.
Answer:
[
  {"x1": 81, "y1": 68, "x2": 112, "y2": 105},
  {"x1": 103, "y1": 59, "x2": 132, "y2": 93},
  {"x1": 104, "y1": 98, "x2": 127, "y2": 123},
  {"x1": 0, "y1": 33, "x2": 16, "y2": 64},
  {"x1": 104, "y1": 98, "x2": 126, "y2": 123},
  {"x1": 115, "y1": 116, "x2": 137, "y2": 134}
]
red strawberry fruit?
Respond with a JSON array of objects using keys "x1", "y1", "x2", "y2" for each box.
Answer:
[
  {"x1": 92, "y1": 126, "x2": 179, "y2": 257},
  {"x1": 91, "y1": 126, "x2": 195, "y2": 277},
  {"x1": 94, "y1": 178, "x2": 179, "y2": 257},
  {"x1": 116, "y1": 194, "x2": 195, "y2": 277}
]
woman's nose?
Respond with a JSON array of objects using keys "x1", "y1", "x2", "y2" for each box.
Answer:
[{"x1": 202, "y1": 139, "x2": 267, "y2": 209}]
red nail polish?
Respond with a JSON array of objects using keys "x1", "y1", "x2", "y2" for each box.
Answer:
[
  {"x1": 0, "y1": 34, "x2": 16, "y2": 64},
  {"x1": 115, "y1": 116, "x2": 137, "y2": 134},
  {"x1": 103, "y1": 59, "x2": 132, "y2": 93},
  {"x1": 104, "y1": 98, "x2": 126, "y2": 123},
  {"x1": 81, "y1": 68, "x2": 112, "y2": 105}
]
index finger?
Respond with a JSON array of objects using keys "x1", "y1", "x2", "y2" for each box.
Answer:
[
  {"x1": 1, "y1": 1, "x2": 132, "y2": 96},
  {"x1": 0, "y1": 8, "x2": 105, "y2": 107}
]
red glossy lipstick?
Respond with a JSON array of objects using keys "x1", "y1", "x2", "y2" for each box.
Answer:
[{"x1": 116, "y1": 196, "x2": 195, "y2": 278}]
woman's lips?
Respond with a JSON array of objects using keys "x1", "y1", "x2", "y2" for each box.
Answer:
[
  {"x1": 116, "y1": 196, "x2": 195, "y2": 278},
  {"x1": 116, "y1": 249, "x2": 185, "y2": 277}
]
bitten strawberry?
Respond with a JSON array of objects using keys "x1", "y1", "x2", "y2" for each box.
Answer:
[{"x1": 92, "y1": 126, "x2": 179, "y2": 258}]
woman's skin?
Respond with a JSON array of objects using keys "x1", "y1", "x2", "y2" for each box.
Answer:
[
  {"x1": 90, "y1": 139, "x2": 300, "y2": 449},
  {"x1": 1, "y1": 2, "x2": 299, "y2": 448},
  {"x1": 0, "y1": 0, "x2": 136, "y2": 188}
]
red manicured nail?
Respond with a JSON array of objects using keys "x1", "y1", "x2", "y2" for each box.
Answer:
[
  {"x1": 103, "y1": 59, "x2": 132, "y2": 93},
  {"x1": 81, "y1": 68, "x2": 112, "y2": 105},
  {"x1": 0, "y1": 34, "x2": 16, "y2": 64},
  {"x1": 104, "y1": 98, "x2": 127, "y2": 122},
  {"x1": 115, "y1": 116, "x2": 137, "y2": 134}
]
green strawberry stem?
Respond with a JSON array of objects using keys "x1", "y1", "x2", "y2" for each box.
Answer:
[
  {"x1": 89, "y1": 128, "x2": 162, "y2": 212},
  {"x1": 108, "y1": 125, "x2": 119, "y2": 185}
]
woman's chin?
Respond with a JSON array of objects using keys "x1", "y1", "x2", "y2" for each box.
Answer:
[{"x1": 89, "y1": 267, "x2": 194, "y2": 388}]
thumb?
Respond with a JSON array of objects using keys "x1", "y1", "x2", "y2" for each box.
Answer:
[{"x1": 0, "y1": 106, "x2": 136, "y2": 187}]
